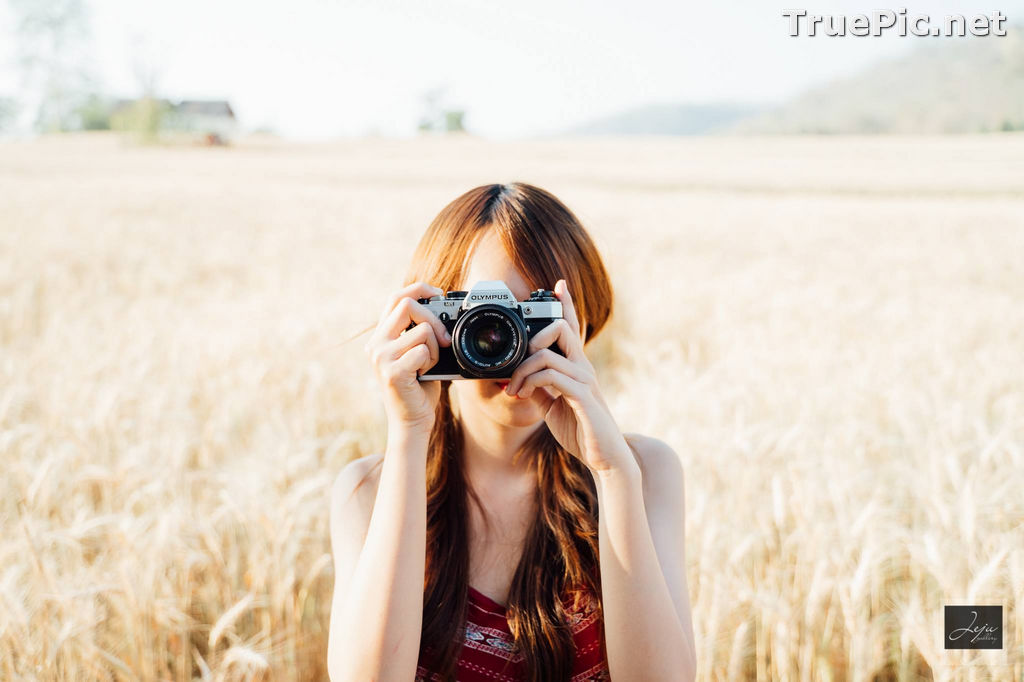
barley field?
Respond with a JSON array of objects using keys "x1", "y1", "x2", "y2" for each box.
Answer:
[{"x1": 1, "y1": 132, "x2": 1022, "y2": 681}]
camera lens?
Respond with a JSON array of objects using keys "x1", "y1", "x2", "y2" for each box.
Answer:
[
  {"x1": 452, "y1": 305, "x2": 527, "y2": 377},
  {"x1": 471, "y1": 322, "x2": 510, "y2": 357}
]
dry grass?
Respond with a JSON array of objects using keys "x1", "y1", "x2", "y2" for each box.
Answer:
[{"x1": 1, "y1": 131, "x2": 1022, "y2": 681}]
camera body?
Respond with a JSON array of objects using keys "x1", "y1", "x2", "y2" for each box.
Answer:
[{"x1": 414, "y1": 280, "x2": 562, "y2": 380}]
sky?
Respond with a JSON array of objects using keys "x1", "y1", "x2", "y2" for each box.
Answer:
[{"x1": 0, "y1": 0, "x2": 1021, "y2": 139}]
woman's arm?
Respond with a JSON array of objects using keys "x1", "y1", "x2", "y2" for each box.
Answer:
[
  {"x1": 503, "y1": 279, "x2": 697, "y2": 681},
  {"x1": 593, "y1": 437, "x2": 697, "y2": 682},
  {"x1": 327, "y1": 430, "x2": 429, "y2": 682},
  {"x1": 327, "y1": 281, "x2": 451, "y2": 681}
]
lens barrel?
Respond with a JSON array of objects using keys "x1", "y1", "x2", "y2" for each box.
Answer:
[{"x1": 451, "y1": 305, "x2": 527, "y2": 378}]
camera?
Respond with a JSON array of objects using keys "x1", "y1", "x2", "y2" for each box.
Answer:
[{"x1": 413, "y1": 280, "x2": 563, "y2": 380}]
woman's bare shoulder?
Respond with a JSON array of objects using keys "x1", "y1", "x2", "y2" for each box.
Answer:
[
  {"x1": 621, "y1": 433, "x2": 686, "y2": 534},
  {"x1": 622, "y1": 433, "x2": 685, "y2": 500},
  {"x1": 623, "y1": 433, "x2": 681, "y2": 473},
  {"x1": 330, "y1": 453, "x2": 385, "y2": 519}
]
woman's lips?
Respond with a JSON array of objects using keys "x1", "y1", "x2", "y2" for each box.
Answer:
[{"x1": 495, "y1": 380, "x2": 525, "y2": 399}]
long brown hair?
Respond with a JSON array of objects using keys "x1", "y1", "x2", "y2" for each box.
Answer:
[{"x1": 408, "y1": 183, "x2": 614, "y2": 682}]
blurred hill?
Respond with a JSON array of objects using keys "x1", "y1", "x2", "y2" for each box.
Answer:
[
  {"x1": 730, "y1": 29, "x2": 1024, "y2": 134},
  {"x1": 563, "y1": 102, "x2": 762, "y2": 135},
  {"x1": 566, "y1": 29, "x2": 1024, "y2": 136}
]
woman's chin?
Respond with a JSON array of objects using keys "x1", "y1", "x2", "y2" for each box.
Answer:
[
  {"x1": 497, "y1": 405, "x2": 547, "y2": 427},
  {"x1": 452, "y1": 379, "x2": 547, "y2": 427},
  {"x1": 482, "y1": 380, "x2": 547, "y2": 426}
]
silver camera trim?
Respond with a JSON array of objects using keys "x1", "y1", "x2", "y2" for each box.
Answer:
[{"x1": 418, "y1": 280, "x2": 562, "y2": 319}]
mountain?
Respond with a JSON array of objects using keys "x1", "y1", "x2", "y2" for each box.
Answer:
[
  {"x1": 561, "y1": 27, "x2": 1024, "y2": 136},
  {"x1": 562, "y1": 102, "x2": 763, "y2": 136},
  {"x1": 729, "y1": 28, "x2": 1024, "y2": 134}
]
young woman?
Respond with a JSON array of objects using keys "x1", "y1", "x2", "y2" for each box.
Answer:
[{"x1": 327, "y1": 183, "x2": 696, "y2": 682}]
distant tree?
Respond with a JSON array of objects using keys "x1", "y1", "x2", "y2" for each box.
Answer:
[
  {"x1": 101, "y1": 30, "x2": 171, "y2": 143},
  {"x1": 110, "y1": 97, "x2": 169, "y2": 143},
  {"x1": 9, "y1": 0, "x2": 97, "y2": 132},
  {"x1": 417, "y1": 85, "x2": 468, "y2": 134},
  {"x1": 0, "y1": 97, "x2": 17, "y2": 131},
  {"x1": 128, "y1": 30, "x2": 167, "y2": 98},
  {"x1": 75, "y1": 93, "x2": 111, "y2": 130},
  {"x1": 443, "y1": 110, "x2": 465, "y2": 133},
  {"x1": 417, "y1": 86, "x2": 444, "y2": 132}
]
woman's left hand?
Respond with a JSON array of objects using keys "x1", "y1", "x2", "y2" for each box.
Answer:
[{"x1": 504, "y1": 279, "x2": 637, "y2": 475}]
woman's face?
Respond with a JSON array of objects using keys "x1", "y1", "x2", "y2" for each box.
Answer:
[{"x1": 449, "y1": 230, "x2": 554, "y2": 428}]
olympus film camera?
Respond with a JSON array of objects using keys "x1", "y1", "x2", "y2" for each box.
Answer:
[{"x1": 413, "y1": 280, "x2": 563, "y2": 380}]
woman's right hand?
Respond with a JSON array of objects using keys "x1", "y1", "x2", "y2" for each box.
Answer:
[{"x1": 365, "y1": 282, "x2": 452, "y2": 435}]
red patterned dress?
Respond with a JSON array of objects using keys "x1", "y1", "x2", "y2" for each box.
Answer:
[{"x1": 415, "y1": 583, "x2": 611, "y2": 681}]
